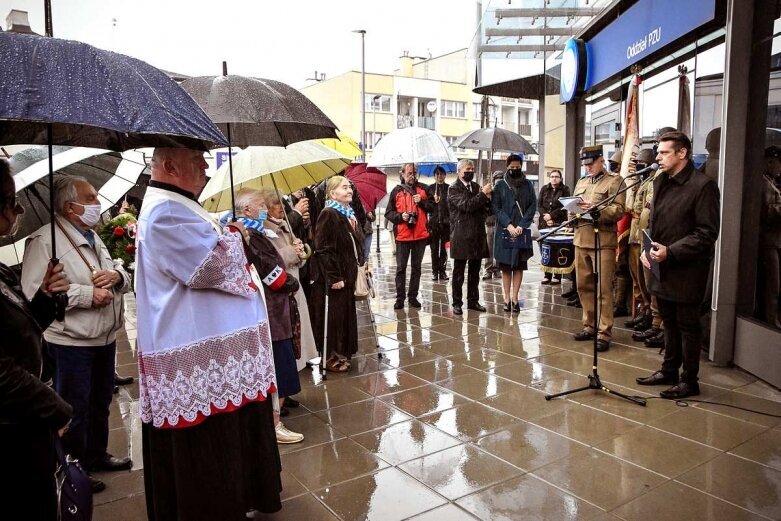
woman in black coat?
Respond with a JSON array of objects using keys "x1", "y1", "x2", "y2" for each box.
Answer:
[
  {"x1": 309, "y1": 176, "x2": 364, "y2": 372},
  {"x1": 0, "y1": 158, "x2": 73, "y2": 520},
  {"x1": 537, "y1": 169, "x2": 571, "y2": 284}
]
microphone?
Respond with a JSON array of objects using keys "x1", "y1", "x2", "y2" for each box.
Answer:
[{"x1": 625, "y1": 163, "x2": 659, "y2": 178}]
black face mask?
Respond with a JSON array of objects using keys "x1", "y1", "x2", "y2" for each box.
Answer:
[
  {"x1": 462, "y1": 171, "x2": 475, "y2": 182},
  {"x1": 508, "y1": 168, "x2": 523, "y2": 179}
]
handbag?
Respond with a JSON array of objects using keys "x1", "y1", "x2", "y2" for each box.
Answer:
[
  {"x1": 349, "y1": 232, "x2": 373, "y2": 300},
  {"x1": 55, "y1": 436, "x2": 93, "y2": 521},
  {"x1": 501, "y1": 179, "x2": 533, "y2": 250}
]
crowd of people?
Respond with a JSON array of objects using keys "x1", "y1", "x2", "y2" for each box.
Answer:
[{"x1": 9, "y1": 125, "x2": 778, "y2": 519}]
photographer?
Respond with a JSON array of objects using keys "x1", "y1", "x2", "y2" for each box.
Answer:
[{"x1": 385, "y1": 163, "x2": 432, "y2": 309}]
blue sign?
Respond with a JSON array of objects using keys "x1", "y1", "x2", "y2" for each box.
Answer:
[
  {"x1": 560, "y1": 38, "x2": 588, "y2": 103},
  {"x1": 585, "y1": 0, "x2": 716, "y2": 90},
  {"x1": 215, "y1": 150, "x2": 239, "y2": 170}
]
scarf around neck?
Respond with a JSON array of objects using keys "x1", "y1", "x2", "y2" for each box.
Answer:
[{"x1": 325, "y1": 199, "x2": 356, "y2": 223}]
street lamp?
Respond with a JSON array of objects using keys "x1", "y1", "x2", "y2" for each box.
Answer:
[
  {"x1": 371, "y1": 94, "x2": 381, "y2": 150},
  {"x1": 353, "y1": 29, "x2": 366, "y2": 161}
]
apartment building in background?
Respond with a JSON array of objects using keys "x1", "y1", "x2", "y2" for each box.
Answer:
[{"x1": 301, "y1": 49, "x2": 539, "y2": 163}]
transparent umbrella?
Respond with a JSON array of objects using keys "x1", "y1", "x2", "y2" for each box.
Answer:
[{"x1": 367, "y1": 127, "x2": 456, "y2": 168}]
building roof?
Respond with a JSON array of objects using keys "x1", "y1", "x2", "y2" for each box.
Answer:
[{"x1": 473, "y1": 66, "x2": 560, "y2": 99}]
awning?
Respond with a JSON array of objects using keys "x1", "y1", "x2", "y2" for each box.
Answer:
[{"x1": 473, "y1": 68, "x2": 560, "y2": 99}]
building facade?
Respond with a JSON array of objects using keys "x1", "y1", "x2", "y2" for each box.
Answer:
[{"x1": 301, "y1": 49, "x2": 539, "y2": 162}]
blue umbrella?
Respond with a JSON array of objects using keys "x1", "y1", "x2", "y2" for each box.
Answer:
[
  {"x1": 0, "y1": 31, "x2": 227, "y2": 320},
  {"x1": 416, "y1": 163, "x2": 457, "y2": 177}
]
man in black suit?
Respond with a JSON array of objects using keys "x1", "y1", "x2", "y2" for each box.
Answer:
[{"x1": 636, "y1": 131, "x2": 720, "y2": 399}]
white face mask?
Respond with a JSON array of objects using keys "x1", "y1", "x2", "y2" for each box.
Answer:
[{"x1": 72, "y1": 202, "x2": 102, "y2": 227}]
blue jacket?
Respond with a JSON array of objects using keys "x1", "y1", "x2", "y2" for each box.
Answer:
[{"x1": 492, "y1": 176, "x2": 537, "y2": 266}]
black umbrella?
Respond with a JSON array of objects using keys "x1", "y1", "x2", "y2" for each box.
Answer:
[
  {"x1": 0, "y1": 30, "x2": 227, "y2": 318},
  {"x1": 180, "y1": 62, "x2": 338, "y2": 224},
  {"x1": 0, "y1": 147, "x2": 147, "y2": 266}
]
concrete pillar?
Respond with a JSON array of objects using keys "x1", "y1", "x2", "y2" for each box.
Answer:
[{"x1": 538, "y1": 94, "x2": 546, "y2": 180}]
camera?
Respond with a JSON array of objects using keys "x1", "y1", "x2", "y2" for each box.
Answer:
[{"x1": 407, "y1": 211, "x2": 417, "y2": 228}]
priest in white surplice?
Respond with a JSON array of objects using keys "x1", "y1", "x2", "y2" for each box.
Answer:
[{"x1": 135, "y1": 148, "x2": 281, "y2": 520}]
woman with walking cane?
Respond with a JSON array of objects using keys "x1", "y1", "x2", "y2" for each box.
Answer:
[
  {"x1": 309, "y1": 176, "x2": 363, "y2": 373},
  {"x1": 492, "y1": 154, "x2": 537, "y2": 312}
]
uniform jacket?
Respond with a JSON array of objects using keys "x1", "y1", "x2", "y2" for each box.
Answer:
[
  {"x1": 385, "y1": 182, "x2": 432, "y2": 242},
  {"x1": 493, "y1": 175, "x2": 537, "y2": 266},
  {"x1": 537, "y1": 183, "x2": 571, "y2": 228},
  {"x1": 0, "y1": 264, "x2": 72, "y2": 428},
  {"x1": 21, "y1": 218, "x2": 131, "y2": 347},
  {"x1": 648, "y1": 161, "x2": 721, "y2": 303},
  {"x1": 426, "y1": 182, "x2": 450, "y2": 229},
  {"x1": 448, "y1": 179, "x2": 491, "y2": 260},
  {"x1": 629, "y1": 171, "x2": 660, "y2": 245},
  {"x1": 760, "y1": 173, "x2": 781, "y2": 248},
  {"x1": 572, "y1": 171, "x2": 626, "y2": 250}
]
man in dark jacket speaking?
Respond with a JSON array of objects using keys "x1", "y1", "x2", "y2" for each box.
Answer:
[
  {"x1": 448, "y1": 159, "x2": 492, "y2": 315},
  {"x1": 636, "y1": 131, "x2": 720, "y2": 399},
  {"x1": 385, "y1": 163, "x2": 433, "y2": 310}
]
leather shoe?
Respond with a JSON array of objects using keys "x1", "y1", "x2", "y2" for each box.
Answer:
[
  {"x1": 613, "y1": 306, "x2": 630, "y2": 318},
  {"x1": 89, "y1": 475, "x2": 106, "y2": 493},
  {"x1": 452, "y1": 305, "x2": 463, "y2": 315},
  {"x1": 502, "y1": 302, "x2": 512, "y2": 313},
  {"x1": 660, "y1": 382, "x2": 700, "y2": 400},
  {"x1": 644, "y1": 331, "x2": 665, "y2": 348},
  {"x1": 439, "y1": 273, "x2": 449, "y2": 281},
  {"x1": 550, "y1": 278, "x2": 562, "y2": 285},
  {"x1": 432, "y1": 274, "x2": 439, "y2": 281},
  {"x1": 633, "y1": 326, "x2": 661, "y2": 342},
  {"x1": 624, "y1": 314, "x2": 646, "y2": 328},
  {"x1": 467, "y1": 303, "x2": 486, "y2": 312},
  {"x1": 566, "y1": 298, "x2": 580, "y2": 307},
  {"x1": 285, "y1": 397, "x2": 300, "y2": 408},
  {"x1": 280, "y1": 406, "x2": 290, "y2": 417},
  {"x1": 115, "y1": 373, "x2": 134, "y2": 386},
  {"x1": 561, "y1": 289, "x2": 577, "y2": 299},
  {"x1": 393, "y1": 300, "x2": 404, "y2": 310},
  {"x1": 512, "y1": 302, "x2": 521, "y2": 313},
  {"x1": 90, "y1": 454, "x2": 132, "y2": 472},
  {"x1": 636, "y1": 370, "x2": 679, "y2": 386},
  {"x1": 573, "y1": 330, "x2": 594, "y2": 341},
  {"x1": 541, "y1": 278, "x2": 551, "y2": 285},
  {"x1": 596, "y1": 339, "x2": 610, "y2": 352},
  {"x1": 408, "y1": 298, "x2": 422, "y2": 308}
]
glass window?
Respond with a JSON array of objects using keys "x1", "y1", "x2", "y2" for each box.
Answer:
[
  {"x1": 365, "y1": 94, "x2": 391, "y2": 112},
  {"x1": 441, "y1": 100, "x2": 465, "y2": 118}
]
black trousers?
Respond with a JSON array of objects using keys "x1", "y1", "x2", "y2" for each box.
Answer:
[
  {"x1": 396, "y1": 239, "x2": 427, "y2": 301},
  {"x1": 429, "y1": 225, "x2": 449, "y2": 275},
  {"x1": 452, "y1": 258, "x2": 482, "y2": 306},
  {"x1": 657, "y1": 297, "x2": 702, "y2": 384}
]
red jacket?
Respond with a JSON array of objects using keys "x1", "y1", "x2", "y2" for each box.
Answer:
[{"x1": 384, "y1": 183, "x2": 432, "y2": 242}]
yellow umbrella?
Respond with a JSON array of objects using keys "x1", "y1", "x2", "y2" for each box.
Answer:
[
  {"x1": 318, "y1": 130, "x2": 362, "y2": 159},
  {"x1": 199, "y1": 141, "x2": 350, "y2": 213}
]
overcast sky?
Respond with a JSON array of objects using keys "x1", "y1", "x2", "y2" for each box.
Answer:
[{"x1": 1, "y1": 0, "x2": 485, "y2": 87}]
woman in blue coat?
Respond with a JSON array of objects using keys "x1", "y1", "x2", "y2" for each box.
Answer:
[{"x1": 492, "y1": 154, "x2": 537, "y2": 312}]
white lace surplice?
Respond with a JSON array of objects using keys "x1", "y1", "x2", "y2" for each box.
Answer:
[{"x1": 135, "y1": 188, "x2": 276, "y2": 428}]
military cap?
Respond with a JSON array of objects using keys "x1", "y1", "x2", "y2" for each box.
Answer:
[
  {"x1": 609, "y1": 148, "x2": 623, "y2": 163},
  {"x1": 636, "y1": 148, "x2": 655, "y2": 165},
  {"x1": 655, "y1": 126, "x2": 677, "y2": 141},
  {"x1": 580, "y1": 145, "x2": 604, "y2": 165},
  {"x1": 765, "y1": 145, "x2": 781, "y2": 160}
]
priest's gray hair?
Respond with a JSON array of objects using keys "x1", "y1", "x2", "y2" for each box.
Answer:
[
  {"x1": 457, "y1": 159, "x2": 474, "y2": 172},
  {"x1": 234, "y1": 188, "x2": 263, "y2": 217},
  {"x1": 54, "y1": 175, "x2": 89, "y2": 215}
]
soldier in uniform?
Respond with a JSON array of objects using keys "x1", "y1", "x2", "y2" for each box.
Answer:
[
  {"x1": 571, "y1": 145, "x2": 626, "y2": 352},
  {"x1": 625, "y1": 148, "x2": 657, "y2": 332}
]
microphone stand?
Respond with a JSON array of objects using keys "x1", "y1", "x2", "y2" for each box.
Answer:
[{"x1": 540, "y1": 174, "x2": 649, "y2": 406}]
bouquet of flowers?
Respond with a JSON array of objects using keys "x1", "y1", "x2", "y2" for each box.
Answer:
[{"x1": 98, "y1": 212, "x2": 138, "y2": 277}]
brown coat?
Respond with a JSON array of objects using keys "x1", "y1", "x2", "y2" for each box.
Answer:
[{"x1": 572, "y1": 172, "x2": 626, "y2": 250}]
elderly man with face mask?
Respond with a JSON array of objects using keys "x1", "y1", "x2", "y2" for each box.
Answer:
[{"x1": 21, "y1": 175, "x2": 132, "y2": 493}]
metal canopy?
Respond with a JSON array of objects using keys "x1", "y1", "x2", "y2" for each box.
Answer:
[
  {"x1": 495, "y1": 7, "x2": 604, "y2": 18},
  {"x1": 473, "y1": 66, "x2": 561, "y2": 99},
  {"x1": 475, "y1": 0, "x2": 614, "y2": 60}
]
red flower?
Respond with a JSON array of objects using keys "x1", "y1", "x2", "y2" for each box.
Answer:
[
  {"x1": 125, "y1": 243, "x2": 136, "y2": 254},
  {"x1": 113, "y1": 226, "x2": 125, "y2": 237}
]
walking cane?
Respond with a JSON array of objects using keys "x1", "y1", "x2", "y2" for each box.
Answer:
[
  {"x1": 365, "y1": 271, "x2": 382, "y2": 360},
  {"x1": 322, "y1": 281, "x2": 329, "y2": 381}
]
